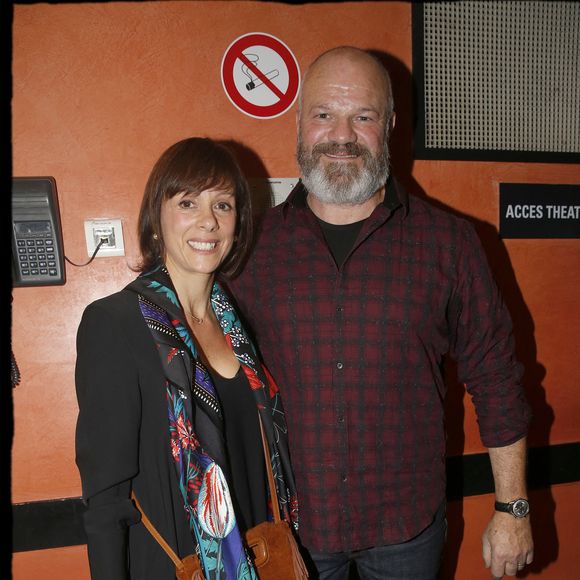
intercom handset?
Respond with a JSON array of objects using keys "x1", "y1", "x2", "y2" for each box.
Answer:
[{"x1": 12, "y1": 177, "x2": 66, "y2": 287}]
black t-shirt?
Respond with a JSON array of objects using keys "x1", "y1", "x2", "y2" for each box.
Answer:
[
  {"x1": 316, "y1": 216, "x2": 367, "y2": 267},
  {"x1": 210, "y1": 367, "x2": 269, "y2": 533}
]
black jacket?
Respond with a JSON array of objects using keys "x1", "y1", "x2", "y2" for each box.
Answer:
[{"x1": 75, "y1": 289, "x2": 194, "y2": 579}]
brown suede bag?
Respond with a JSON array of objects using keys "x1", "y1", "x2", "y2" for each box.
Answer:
[
  {"x1": 132, "y1": 415, "x2": 308, "y2": 579},
  {"x1": 243, "y1": 416, "x2": 308, "y2": 579},
  {"x1": 245, "y1": 519, "x2": 308, "y2": 579}
]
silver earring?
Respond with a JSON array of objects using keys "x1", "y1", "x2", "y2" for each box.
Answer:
[{"x1": 153, "y1": 233, "x2": 159, "y2": 240}]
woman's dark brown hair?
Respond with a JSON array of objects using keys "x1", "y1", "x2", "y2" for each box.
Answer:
[{"x1": 137, "y1": 137, "x2": 252, "y2": 278}]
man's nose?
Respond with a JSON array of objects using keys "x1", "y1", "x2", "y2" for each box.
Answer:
[{"x1": 328, "y1": 117, "x2": 357, "y2": 144}]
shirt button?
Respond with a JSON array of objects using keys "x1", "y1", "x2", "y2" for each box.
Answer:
[
  {"x1": 336, "y1": 362, "x2": 343, "y2": 370},
  {"x1": 337, "y1": 415, "x2": 344, "y2": 423},
  {"x1": 341, "y1": 475, "x2": 348, "y2": 483},
  {"x1": 337, "y1": 306, "x2": 343, "y2": 312}
]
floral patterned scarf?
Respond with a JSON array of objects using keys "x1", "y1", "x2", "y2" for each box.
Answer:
[{"x1": 127, "y1": 265, "x2": 299, "y2": 580}]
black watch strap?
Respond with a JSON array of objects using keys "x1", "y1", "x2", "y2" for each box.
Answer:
[{"x1": 495, "y1": 498, "x2": 530, "y2": 518}]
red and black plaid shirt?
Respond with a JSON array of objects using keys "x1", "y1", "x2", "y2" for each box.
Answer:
[{"x1": 230, "y1": 179, "x2": 530, "y2": 552}]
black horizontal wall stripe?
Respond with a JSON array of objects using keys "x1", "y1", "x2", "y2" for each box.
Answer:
[
  {"x1": 13, "y1": 496, "x2": 87, "y2": 552},
  {"x1": 12, "y1": 442, "x2": 580, "y2": 552},
  {"x1": 446, "y1": 441, "x2": 580, "y2": 500}
]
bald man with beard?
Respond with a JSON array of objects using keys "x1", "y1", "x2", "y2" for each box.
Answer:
[{"x1": 230, "y1": 46, "x2": 533, "y2": 580}]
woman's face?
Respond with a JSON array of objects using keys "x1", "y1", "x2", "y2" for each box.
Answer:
[{"x1": 160, "y1": 187, "x2": 237, "y2": 280}]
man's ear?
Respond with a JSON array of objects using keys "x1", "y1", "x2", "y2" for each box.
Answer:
[{"x1": 389, "y1": 111, "x2": 397, "y2": 132}]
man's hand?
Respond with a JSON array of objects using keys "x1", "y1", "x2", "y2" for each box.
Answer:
[{"x1": 482, "y1": 511, "x2": 533, "y2": 578}]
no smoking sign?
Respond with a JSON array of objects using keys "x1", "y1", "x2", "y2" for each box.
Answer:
[{"x1": 221, "y1": 33, "x2": 300, "y2": 119}]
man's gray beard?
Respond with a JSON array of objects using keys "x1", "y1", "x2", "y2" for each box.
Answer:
[{"x1": 297, "y1": 138, "x2": 390, "y2": 206}]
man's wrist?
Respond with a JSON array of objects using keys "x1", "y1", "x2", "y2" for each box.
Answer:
[{"x1": 494, "y1": 497, "x2": 530, "y2": 518}]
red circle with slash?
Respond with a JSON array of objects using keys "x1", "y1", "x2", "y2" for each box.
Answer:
[{"x1": 221, "y1": 33, "x2": 300, "y2": 119}]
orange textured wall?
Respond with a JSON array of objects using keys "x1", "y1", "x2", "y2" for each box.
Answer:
[{"x1": 12, "y1": 2, "x2": 580, "y2": 578}]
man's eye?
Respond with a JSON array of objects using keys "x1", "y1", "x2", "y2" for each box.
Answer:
[{"x1": 316, "y1": 113, "x2": 329, "y2": 119}]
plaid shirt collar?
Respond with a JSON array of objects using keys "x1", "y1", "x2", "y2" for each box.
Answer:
[{"x1": 281, "y1": 175, "x2": 409, "y2": 220}]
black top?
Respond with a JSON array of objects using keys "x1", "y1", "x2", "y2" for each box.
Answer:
[
  {"x1": 210, "y1": 367, "x2": 269, "y2": 533},
  {"x1": 316, "y1": 216, "x2": 366, "y2": 268}
]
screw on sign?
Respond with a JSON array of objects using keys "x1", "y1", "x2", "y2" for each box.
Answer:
[{"x1": 221, "y1": 33, "x2": 300, "y2": 119}]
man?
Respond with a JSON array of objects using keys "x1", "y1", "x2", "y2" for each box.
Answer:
[{"x1": 230, "y1": 46, "x2": 533, "y2": 579}]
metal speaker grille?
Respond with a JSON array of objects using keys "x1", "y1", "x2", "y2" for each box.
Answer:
[{"x1": 420, "y1": 1, "x2": 580, "y2": 156}]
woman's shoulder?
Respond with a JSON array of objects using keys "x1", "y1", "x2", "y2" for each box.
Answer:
[
  {"x1": 77, "y1": 287, "x2": 156, "y2": 357},
  {"x1": 84, "y1": 286, "x2": 134, "y2": 310},
  {"x1": 81, "y1": 287, "x2": 142, "y2": 327}
]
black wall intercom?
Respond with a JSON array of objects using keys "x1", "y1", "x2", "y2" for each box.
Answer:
[{"x1": 12, "y1": 177, "x2": 66, "y2": 287}]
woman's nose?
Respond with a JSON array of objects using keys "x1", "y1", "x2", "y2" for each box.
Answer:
[{"x1": 198, "y1": 207, "x2": 218, "y2": 231}]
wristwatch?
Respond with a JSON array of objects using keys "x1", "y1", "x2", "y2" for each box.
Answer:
[{"x1": 494, "y1": 498, "x2": 530, "y2": 518}]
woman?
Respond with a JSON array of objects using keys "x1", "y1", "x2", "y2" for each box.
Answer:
[{"x1": 75, "y1": 138, "x2": 299, "y2": 579}]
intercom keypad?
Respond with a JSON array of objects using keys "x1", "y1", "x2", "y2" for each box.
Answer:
[{"x1": 15, "y1": 226, "x2": 59, "y2": 278}]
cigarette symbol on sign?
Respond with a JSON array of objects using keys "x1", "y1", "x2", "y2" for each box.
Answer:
[{"x1": 241, "y1": 53, "x2": 280, "y2": 91}]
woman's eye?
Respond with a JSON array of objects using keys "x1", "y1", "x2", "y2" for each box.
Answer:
[
  {"x1": 179, "y1": 200, "x2": 194, "y2": 208},
  {"x1": 215, "y1": 201, "x2": 233, "y2": 211}
]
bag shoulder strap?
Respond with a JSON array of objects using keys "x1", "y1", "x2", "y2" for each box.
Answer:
[
  {"x1": 131, "y1": 491, "x2": 185, "y2": 570},
  {"x1": 257, "y1": 414, "x2": 281, "y2": 523}
]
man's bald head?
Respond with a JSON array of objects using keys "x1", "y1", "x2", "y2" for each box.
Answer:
[{"x1": 299, "y1": 46, "x2": 394, "y2": 121}]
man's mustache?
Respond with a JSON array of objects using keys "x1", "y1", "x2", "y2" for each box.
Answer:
[{"x1": 311, "y1": 142, "x2": 369, "y2": 157}]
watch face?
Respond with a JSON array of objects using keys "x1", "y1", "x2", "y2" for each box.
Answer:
[{"x1": 512, "y1": 499, "x2": 530, "y2": 517}]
